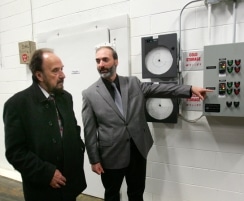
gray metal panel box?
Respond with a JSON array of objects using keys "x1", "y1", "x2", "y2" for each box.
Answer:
[{"x1": 203, "y1": 42, "x2": 244, "y2": 117}]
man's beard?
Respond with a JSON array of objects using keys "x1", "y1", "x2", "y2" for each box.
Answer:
[
  {"x1": 49, "y1": 80, "x2": 64, "y2": 95},
  {"x1": 99, "y1": 65, "x2": 116, "y2": 79},
  {"x1": 52, "y1": 87, "x2": 64, "y2": 95}
]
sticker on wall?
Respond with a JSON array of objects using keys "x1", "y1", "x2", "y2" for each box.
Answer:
[
  {"x1": 181, "y1": 94, "x2": 203, "y2": 111},
  {"x1": 182, "y1": 50, "x2": 203, "y2": 71}
]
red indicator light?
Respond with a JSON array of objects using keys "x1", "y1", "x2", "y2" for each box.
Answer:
[
  {"x1": 235, "y1": 59, "x2": 241, "y2": 66},
  {"x1": 235, "y1": 66, "x2": 241, "y2": 73},
  {"x1": 234, "y1": 88, "x2": 240, "y2": 95},
  {"x1": 234, "y1": 82, "x2": 240, "y2": 88}
]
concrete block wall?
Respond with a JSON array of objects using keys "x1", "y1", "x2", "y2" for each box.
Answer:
[{"x1": 1, "y1": 0, "x2": 244, "y2": 200}]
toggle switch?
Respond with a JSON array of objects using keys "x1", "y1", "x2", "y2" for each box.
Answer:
[
  {"x1": 226, "y1": 101, "x2": 232, "y2": 107},
  {"x1": 234, "y1": 101, "x2": 240, "y2": 108}
]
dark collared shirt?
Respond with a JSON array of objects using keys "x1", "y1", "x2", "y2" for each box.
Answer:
[{"x1": 102, "y1": 75, "x2": 121, "y2": 100}]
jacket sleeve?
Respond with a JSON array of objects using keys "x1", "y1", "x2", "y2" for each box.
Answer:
[
  {"x1": 81, "y1": 90, "x2": 100, "y2": 165},
  {"x1": 139, "y1": 79, "x2": 192, "y2": 98}
]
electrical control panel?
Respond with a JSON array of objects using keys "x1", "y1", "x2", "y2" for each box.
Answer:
[{"x1": 203, "y1": 42, "x2": 244, "y2": 117}]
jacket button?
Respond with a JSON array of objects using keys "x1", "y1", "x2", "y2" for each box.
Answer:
[
  {"x1": 45, "y1": 104, "x2": 49, "y2": 109},
  {"x1": 52, "y1": 138, "x2": 57, "y2": 143},
  {"x1": 48, "y1": 121, "x2": 53, "y2": 126}
]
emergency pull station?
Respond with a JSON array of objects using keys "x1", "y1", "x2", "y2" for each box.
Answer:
[
  {"x1": 203, "y1": 42, "x2": 244, "y2": 117},
  {"x1": 18, "y1": 41, "x2": 36, "y2": 64}
]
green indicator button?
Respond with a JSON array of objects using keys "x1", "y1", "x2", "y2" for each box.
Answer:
[
  {"x1": 227, "y1": 60, "x2": 233, "y2": 66},
  {"x1": 227, "y1": 67, "x2": 233, "y2": 73},
  {"x1": 227, "y1": 82, "x2": 233, "y2": 88},
  {"x1": 227, "y1": 88, "x2": 232, "y2": 95}
]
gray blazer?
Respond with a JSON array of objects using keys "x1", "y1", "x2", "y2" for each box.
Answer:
[{"x1": 82, "y1": 76, "x2": 191, "y2": 169}]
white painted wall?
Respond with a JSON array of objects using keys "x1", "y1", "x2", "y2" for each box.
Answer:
[{"x1": 1, "y1": 0, "x2": 244, "y2": 201}]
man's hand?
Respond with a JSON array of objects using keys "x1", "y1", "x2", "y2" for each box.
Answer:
[
  {"x1": 91, "y1": 163, "x2": 104, "y2": 175},
  {"x1": 50, "y1": 169, "x2": 66, "y2": 188},
  {"x1": 191, "y1": 86, "x2": 213, "y2": 100}
]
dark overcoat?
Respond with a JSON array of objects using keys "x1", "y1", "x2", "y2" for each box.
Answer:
[{"x1": 3, "y1": 82, "x2": 86, "y2": 201}]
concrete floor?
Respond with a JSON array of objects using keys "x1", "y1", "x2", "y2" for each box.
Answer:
[{"x1": 0, "y1": 175, "x2": 103, "y2": 201}]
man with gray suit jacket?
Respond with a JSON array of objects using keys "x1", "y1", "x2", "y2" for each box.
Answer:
[{"x1": 82, "y1": 45, "x2": 211, "y2": 201}]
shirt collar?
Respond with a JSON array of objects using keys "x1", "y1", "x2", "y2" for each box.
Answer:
[
  {"x1": 38, "y1": 85, "x2": 49, "y2": 99},
  {"x1": 102, "y1": 75, "x2": 119, "y2": 85}
]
